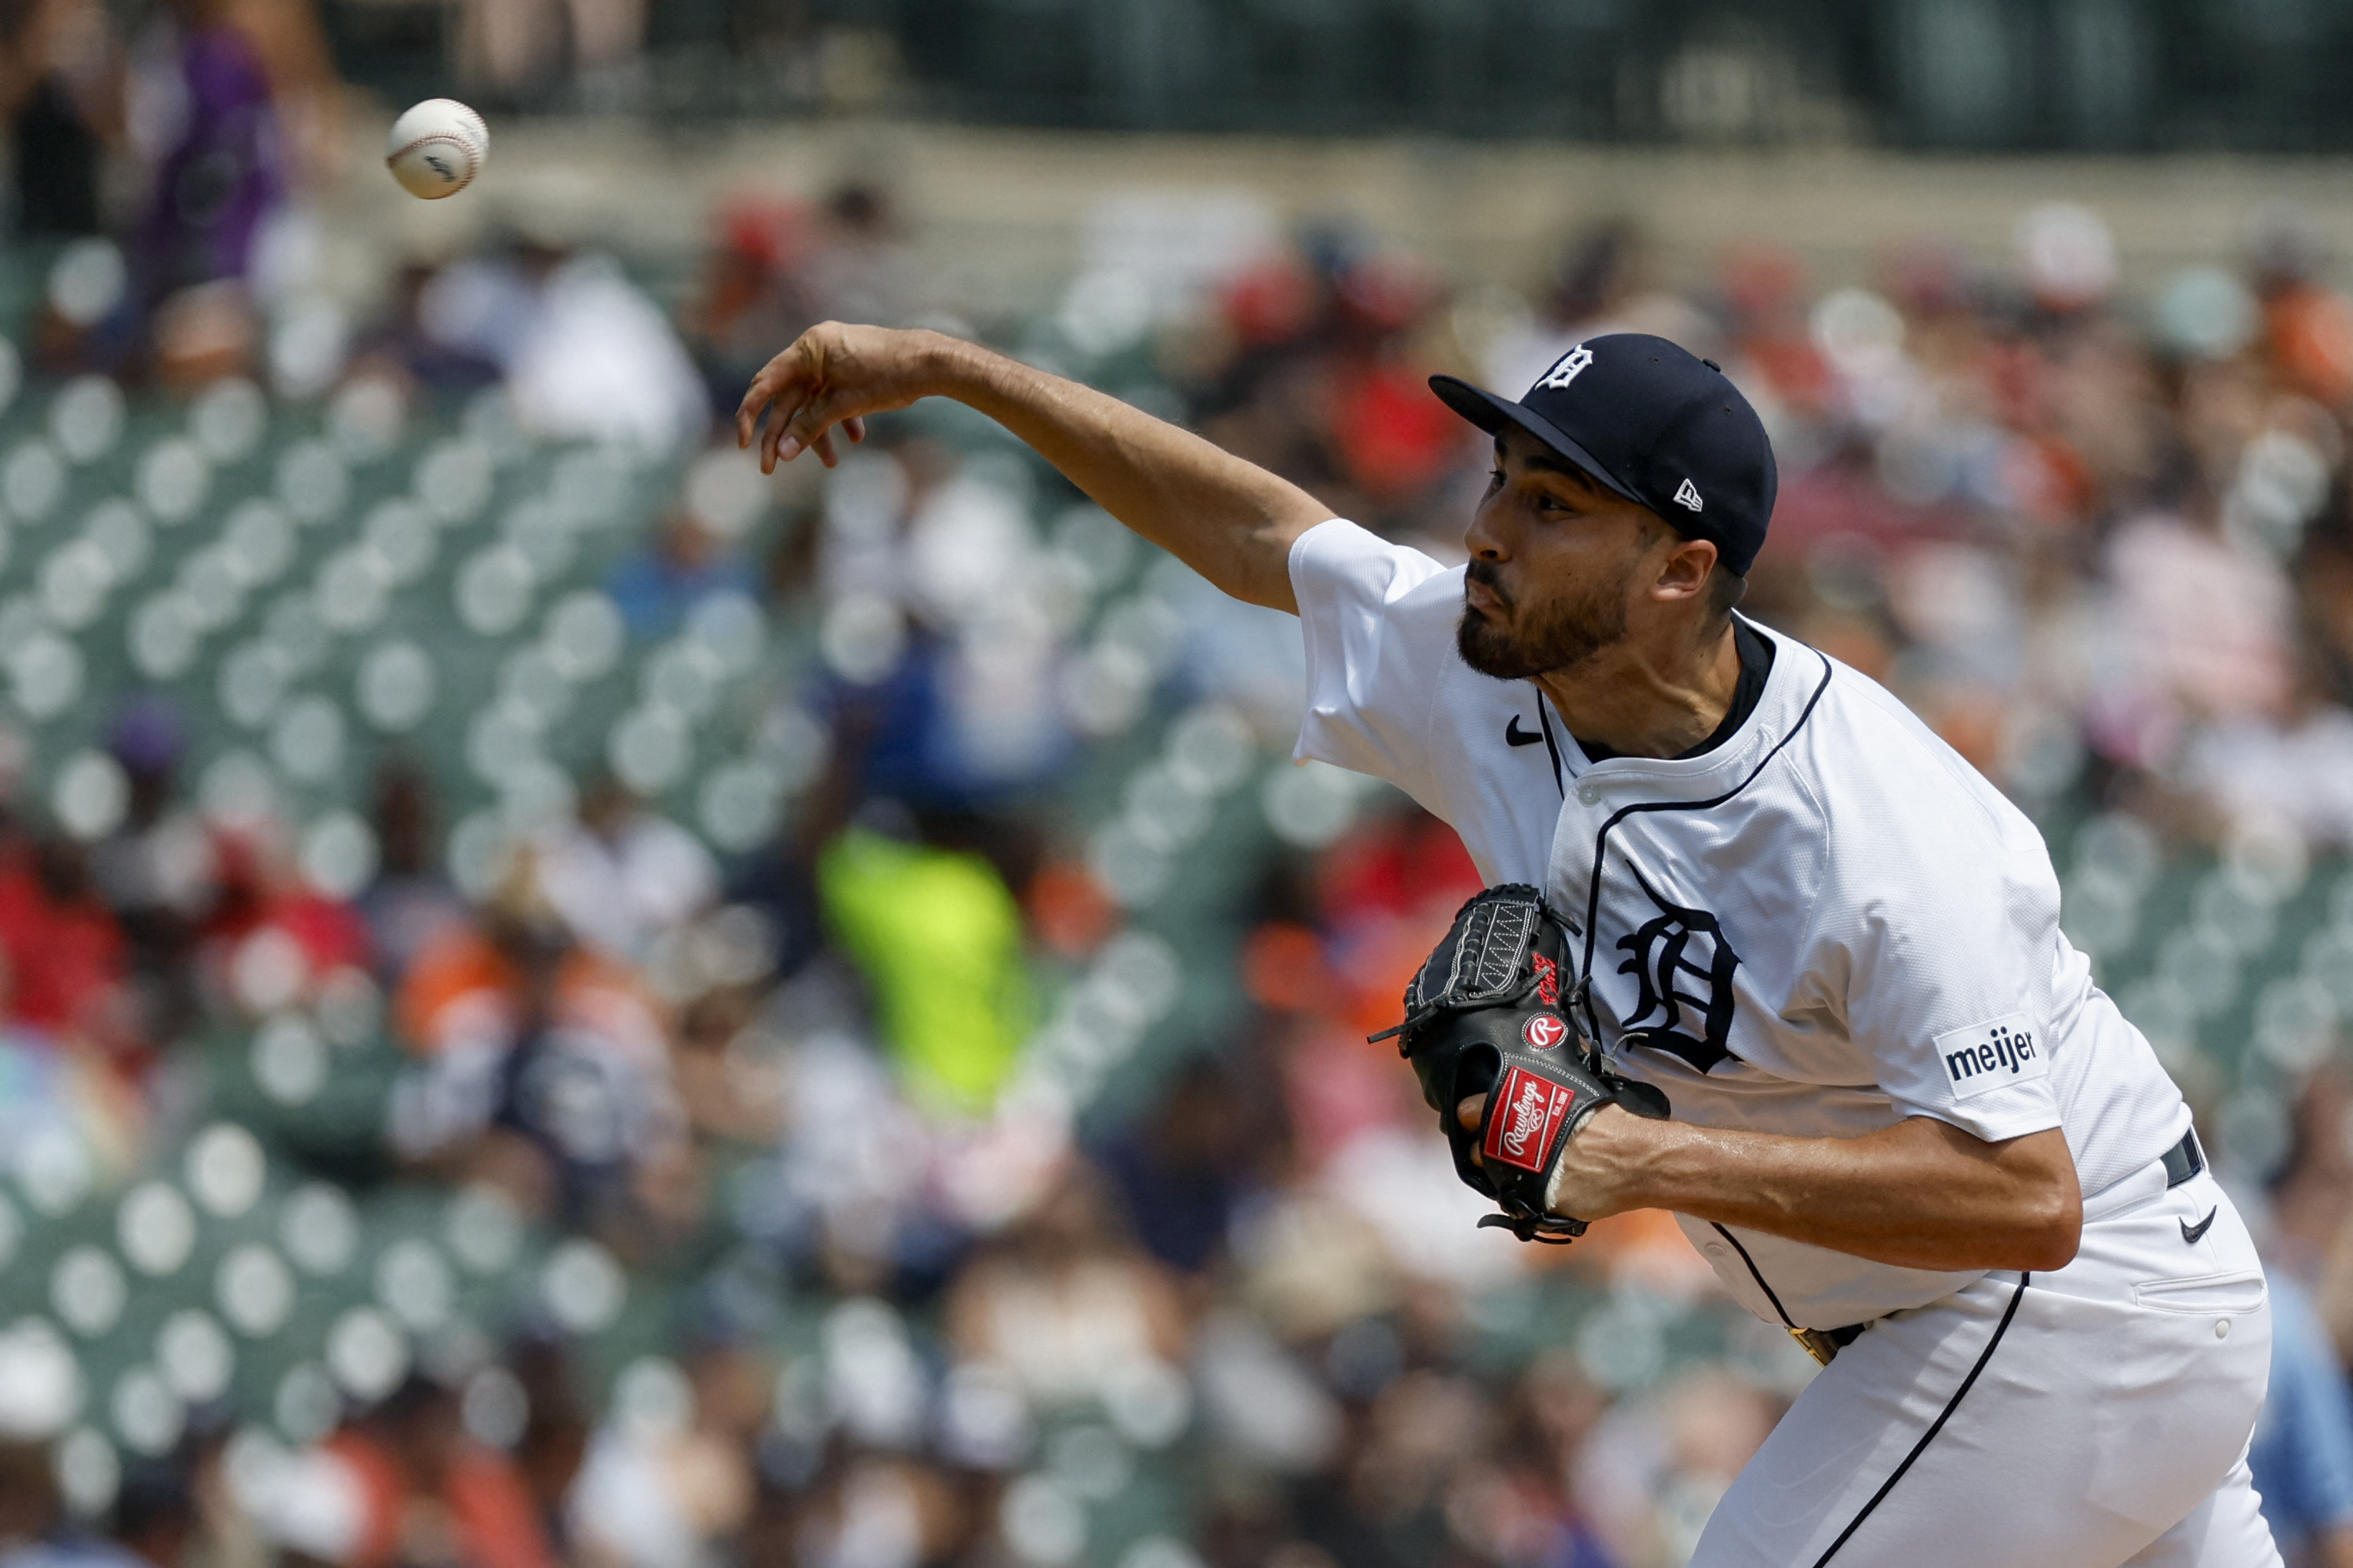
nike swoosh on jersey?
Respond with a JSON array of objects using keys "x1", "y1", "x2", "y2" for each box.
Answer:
[
  {"x1": 2180, "y1": 1208, "x2": 2217, "y2": 1245},
  {"x1": 1506, "y1": 715, "x2": 1544, "y2": 747}
]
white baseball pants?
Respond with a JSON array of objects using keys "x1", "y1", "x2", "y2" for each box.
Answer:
[{"x1": 1693, "y1": 1158, "x2": 2282, "y2": 1567}]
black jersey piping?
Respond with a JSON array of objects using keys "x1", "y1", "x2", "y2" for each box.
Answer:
[
  {"x1": 1809, "y1": 1272, "x2": 2031, "y2": 1567},
  {"x1": 1708, "y1": 1222, "x2": 1798, "y2": 1327},
  {"x1": 1570, "y1": 650, "x2": 1835, "y2": 1053},
  {"x1": 1569, "y1": 648, "x2": 1834, "y2": 1324},
  {"x1": 1533, "y1": 693, "x2": 1566, "y2": 798}
]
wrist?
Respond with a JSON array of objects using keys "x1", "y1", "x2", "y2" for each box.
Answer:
[
  {"x1": 915, "y1": 328, "x2": 1023, "y2": 408},
  {"x1": 907, "y1": 328, "x2": 972, "y2": 400},
  {"x1": 1555, "y1": 1104, "x2": 1671, "y2": 1217}
]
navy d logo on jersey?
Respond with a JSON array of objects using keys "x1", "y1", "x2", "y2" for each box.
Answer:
[{"x1": 1613, "y1": 864, "x2": 1741, "y2": 1073}]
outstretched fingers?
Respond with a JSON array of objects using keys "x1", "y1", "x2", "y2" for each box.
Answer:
[
  {"x1": 805, "y1": 417, "x2": 868, "y2": 470},
  {"x1": 737, "y1": 322, "x2": 904, "y2": 470},
  {"x1": 736, "y1": 364, "x2": 872, "y2": 474},
  {"x1": 736, "y1": 379, "x2": 795, "y2": 474},
  {"x1": 735, "y1": 338, "x2": 833, "y2": 473},
  {"x1": 777, "y1": 382, "x2": 877, "y2": 468}
]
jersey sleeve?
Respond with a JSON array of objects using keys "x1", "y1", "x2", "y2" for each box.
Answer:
[
  {"x1": 1288, "y1": 519, "x2": 1461, "y2": 805},
  {"x1": 1804, "y1": 739, "x2": 2067, "y2": 1144}
]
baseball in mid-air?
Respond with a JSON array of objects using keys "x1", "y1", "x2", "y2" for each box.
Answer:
[{"x1": 386, "y1": 99, "x2": 489, "y2": 199}]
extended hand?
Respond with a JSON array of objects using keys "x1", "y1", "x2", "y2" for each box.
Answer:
[{"x1": 735, "y1": 322, "x2": 950, "y2": 472}]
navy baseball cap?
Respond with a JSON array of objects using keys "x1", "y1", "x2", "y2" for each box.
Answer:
[{"x1": 1430, "y1": 334, "x2": 1776, "y2": 576}]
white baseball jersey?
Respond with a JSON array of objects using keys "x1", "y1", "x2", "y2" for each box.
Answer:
[{"x1": 1288, "y1": 518, "x2": 2192, "y2": 1332}]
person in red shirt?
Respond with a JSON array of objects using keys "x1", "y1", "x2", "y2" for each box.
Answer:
[
  {"x1": 323, "y1": 1378, "x2": 556, "y2": 1568},
  {"x1": 0, "y1": 832, "x2": 128, "y2": 1040}
]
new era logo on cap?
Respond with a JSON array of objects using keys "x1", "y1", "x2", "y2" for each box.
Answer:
[{"x1": 1674, "y1": 478, "x2": 1703, "y2": 512}]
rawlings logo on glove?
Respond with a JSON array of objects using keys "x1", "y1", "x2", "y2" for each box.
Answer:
[
  {"x1": 1373, "y1": 884, "x2": 1671, "y2": 1242},
  {"x1": 1487, "y1": 1065, "x2": 1576, "y2": 1172}
]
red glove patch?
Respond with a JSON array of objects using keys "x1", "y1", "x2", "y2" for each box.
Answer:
[{"x1": 1483, "y1": 1064, "x2": 1578, "y2": 1174}]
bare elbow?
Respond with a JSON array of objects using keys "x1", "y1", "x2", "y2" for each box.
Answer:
[
  {"x1": 1980, "y1": 1125, "x2": 2082, "y2": 1272},
  {"x1": 2014, "y1": 1185, "x2": 2083, "y2": 1272}
]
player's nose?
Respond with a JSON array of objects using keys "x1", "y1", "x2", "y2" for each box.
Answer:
[{"x1": 1464, "y1": 491, "x2": 1511, "y2": 561}]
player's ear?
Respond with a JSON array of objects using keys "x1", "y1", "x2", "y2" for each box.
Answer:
[{"x1": 1650, "y1": 534, "x2": 1720, "y2": 605}]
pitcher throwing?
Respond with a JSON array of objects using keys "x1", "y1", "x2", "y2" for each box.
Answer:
[{"x1": 738, "y1": 322, "x2": 2279, "y2": 1567}]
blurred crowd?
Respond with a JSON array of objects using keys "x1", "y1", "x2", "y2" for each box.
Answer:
[{"x1": 12, "y1": 8, "x2": 2353, "y2": 1565}]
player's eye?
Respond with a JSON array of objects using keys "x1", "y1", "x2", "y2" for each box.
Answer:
[{"x1": 1485, "y1": 467, "x2": 1505, "y2": 489}]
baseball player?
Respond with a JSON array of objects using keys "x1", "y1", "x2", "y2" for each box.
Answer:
[{"x1": 737, "y1": 324, "x2": 2279, "y2": 1567}]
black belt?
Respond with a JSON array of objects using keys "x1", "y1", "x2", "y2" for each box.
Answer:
[
  {"x1": 1794, "y1": 1129, "x2": 2205, "y2": 1368},
  {"x1": 1789, "y1": 1322, "x2": 1868, "y2": 1365},
  {"x1": 2162, "y1": 1127, "x2": 2205, "y2": 1189}
]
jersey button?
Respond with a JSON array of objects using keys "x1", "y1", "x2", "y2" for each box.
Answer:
[
  {"x1": 2214, "y1": 1319, "x2": 2231, "y2": 1339},
  {"x1": 1576, "y1": 786, "x2": 1598, "y2": 805}
]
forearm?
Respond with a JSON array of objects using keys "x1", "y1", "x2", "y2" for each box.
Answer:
[
  {"x1": 1573, "y1": 1112, "x2": 2082, "y2": 1273},
  {"x1": 917, "y1": 334, "x2": 1330, "y2": 611}
]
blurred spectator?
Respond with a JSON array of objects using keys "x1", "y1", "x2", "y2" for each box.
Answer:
[
  {"x1": 505, "y1": 251, "x2": 707, "y2": 449},
  {"x1": 817, "y1": 819, "x2": 1033, "y2": 1116},
  {"x1": 1577, "y1": 1368, "x2": 1781, "y2": 1566},
  {"x1": 682, "y1": 195, "x2": 819, "y2": 411},
  {"x1": 1176, "y1": 225, "x2": 1466, "y2": 533},
  {"x1": 323, "y1": 1377, "x2": 556, "y2": 1568},
  {"x1": 2255, "y1": 216, "x2": 2353, "y2": 411},
  {"x1": 1483, "y1": 218, "x2": 1717, "y2": 394},
  {"x1": 0, "y1": 1439, "x2": 145, "y2": 1568},
  {"x1": 508, "y1": 1337, "x2": 593, "y2": 1557},
  {"x1": 344, "y1": 261, "x2": 507, "y2": 397},
  {"x1": 2250, "y1": 1274, "x2": 2353, "y2": 1568},
  {"x1": 455, "y1": 0, "x2": 645, "y2": 104},
  {"x1": 535, "y1": 779, "x2": 719, "y2": 965},
  {"x1": 92, "y1": 696, "x2": 214, "y2": 1042},
  {"x1": 2180, "y1": 667, "x2": 2353, "y2": 846},
  {"x1": 357, "y1": 759, "x2": 469, "y2": 985},
  {"x1": 795, "y1": 183, "x2": 916, "y2": 333},
  {"x1": 421, "y1": 234, "x2": 707, "y2": 449},
  {"x1": 201, "y1": 821, "x2": 369, "y2": 1015},
  {"x1": 105, "y1": 1469, "x2": 196, "y2": 1568},
  {"x1": 945, "y1": 1166, "x2": 1189, "y2": 1409},
  {"x1": 124, "y1": 0, "x2": 339, "y2": 300},
  {"x1": 0, "y1": 0, "x2": 119, "y2": 239},
  {"x1": 567, "y1": 1344, "x2": 765, "y2": 1568},
  {"x1": 604, "y1": 507, "x2": 756, "y2": 640},
  {"x1": 1097, "y1": 1054, "x2": 1268, "y2": 1277},
  {"x1": 0, "y1": 834, "x2": 127, "y2": 1043},
  {"x1": 682, "y1": 183, "x2": 915, "y2": 411},
  {"x1": 393, "y1": 859, "x2": 687, "y2": 1235}
]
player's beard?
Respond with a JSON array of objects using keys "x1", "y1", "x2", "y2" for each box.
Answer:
[{"x1": 1456, "y1": 556, "x2": 1635, "y2": 680}]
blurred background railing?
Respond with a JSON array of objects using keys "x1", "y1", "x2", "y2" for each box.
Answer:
[{"x1": 318, "y1": 0, "x2": 2353, "y2": 151}]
